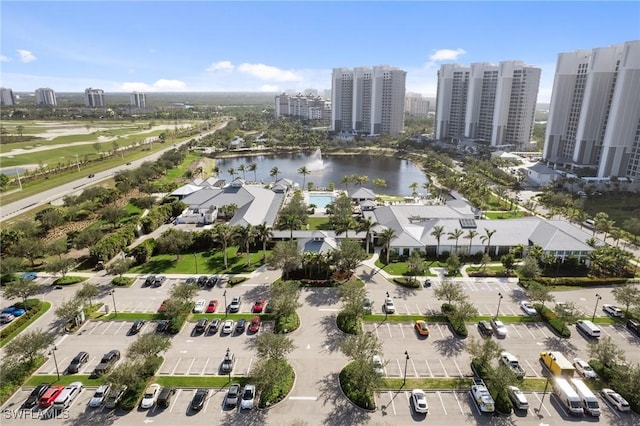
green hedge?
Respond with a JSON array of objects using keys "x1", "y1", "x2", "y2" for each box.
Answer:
[
  {"x1": 111, "y1": 277, "x2": 134, "y2": 287},
  {"x1": 471, "y1": 359, "x2": 512, "y2": 415},
  {"x1": 119, "y1": 356, "x2": 163, "y2": 411},
  {"x1": 274, "y1": 313, "x2": 300, "y2": 334},
  {"x1": 52, "y1": 276, "x2": 88, "y2": 286},
  {"x1": 227, "y1": 277, "x2": 248, "y2": 286},
  {"x1": 336, "y1": 312, "x2": 361, "y2": 335},
  {"x1": 392, "y1": 277, "x2": 421, "y2": 288},
  {"x1": 441, "y1": 303, "x2": 469, "y2": 338},
  {"x1": 535, "y1": 304, "x2": 571, "y2": 337},
  {"x1": 167, "y1": 314, "x2": 187, "y2": 334},
  {"x1": 532, "y1": 277, "x2": 629, "y2": 286},
  {"x1": 257, "y1": 359, "x2": 294, "y2": 408},
  {"x1": 0, "y1": 300, "x2": 49, "y2": 345},
  {"x1": 339, "y1": 361, "x2": 375, "y2": 410}
]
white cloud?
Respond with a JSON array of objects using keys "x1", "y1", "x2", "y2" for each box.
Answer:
[
  {"x1": 118, "y1": 82, "x2": 153, "y2": 91},
  {"x1": 237, "y1": 63, "x2": 302, "y2": 82},
  {"x1": 429, "y1": 48, "x2": 466, "y2": 62},
  {"x1": 153, "y1": 79, "x2": 187, "y2": 90},
  {"x1": 17, "y1": 49, "x2": 37, "y2": 63},
  {"x1": 0, "y1": 55, "x2": 9, "y2": 62},
  {"x1": 259, "y1": 84, "x2": 279, "y2": 92},
  {"x1": 206, "y1": 61, "x2": 234, "y2": 72}
]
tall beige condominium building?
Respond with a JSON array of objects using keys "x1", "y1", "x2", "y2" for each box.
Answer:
[
  {"x1": 436, "y1": 61, "x2": 540, "y2": 148},
  {"x1": 0, "y1": 87, "x2": 15, "y2": 106},
  {"x1": 35, "y1": 88, "x2": 57, "y2": 106},
  {"x1": 130, "y1": 92, "x2": 146, "y2": 108},
  {"x1": 331, "y1": 65, "x2": 406, "y2": 136},
  {"x1": 543, "y1": 41, "x2": 640, "y2": 180},
  {"x1": 274, "y1": 93, "x2": 331, "y2": 120},
  {"x1": 405, "y1": 94, "x2": 430, "y2": 117},
  {"x1": 84, "y1": 87, "x2": 105, "y2": 108}
]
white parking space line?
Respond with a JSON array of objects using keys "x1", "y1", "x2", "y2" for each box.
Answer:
[
  {"x1": 202, "y1": 391, "x2": 213, "y2": 413},
  {"x1": 510, "y1": 324, "x2": 524, "y2": 339},
  {"x1": 452, "y1": 359, "x2": 464, "y2": 377},
  {"x1": 169, "y1": 389, "x2": 182, "y2": 413},
  {"x1": 246, "y1": 358, "x2": 253, "y2": 375},
  {"x1": 439, "y1": 360, "x2": 449, "y2": 377},
  {"x1": 600, "y1": 326, "x2": 612, "y2": 337},
  {"x1": 599, "y1": 396, "x2": 621, "y2": 418},
  {"x1": 100, "y1": 322, "x2": 114, "y2": 335},
  {"x1": 436, "y1": 324, "x2": 445, "y2": 338},
  {"x1": 186, "y1": 358, "x2": 196, "y2": 374},
  {"x1": 436, "y1": 391, "x2": 447, "y2": 415},
  {"x1": 524, "y1": 325, "x2": 537, "y2": 339},
  {"x1": 200, "y1": 358, "x2": 210, "y2": 375},
  {"x1": 410, "y1": 358, "x2": 418, "y2": 377},
  {"x1": 81, "y1": 357, "x2": 97, "y2": 374},
  {"x1": 170, "y1": 357, "x2": 182, "y2": 375},
  {"x1": 483, "y1": 305, "x2": 492, "y2": 315},
  {"x1": 425, "y1": 360, "x2": 433, "y2": 377},
  {"x1": 454, "y1": 391, "x2": 466, "y2": 415},
  {"x1": 524, "y1": 360, "x2": 540, "y2": 377},
  {"x1": 531, "y1": 392, "x2": 552, "y2": 416},
  {"x1": 385, "y1": 323, "x2": 393, "y2": 338},
  {"x1": 403, "y1": 303, "x2": 411, "y2": 315},
  {"x1": 115, "y1": 322, "x2": 127, "y2": 335},
  {"x1": 467, "y1": 282, "x2": 478, "y2": 292},
  {"x1": 373, "y1": 325, "x2": 380, "y2": 339},
  {"x1": 415, "y1": 303, "x2": 422, "y2": 314},
  {"x1": 398, "y1": 324, "x2": 405, "y2": 338},
  {"x1": 534, "y1": 322, "x2": 549, "y2": 338},
  {"x1": 505, "y1": 306, "x2": 517, "y2": 315},
  {"x1": 388, "y1": 391, "x2": 397, "y2": 415},
  {"x1": 394, "y1": 359, "x2": 401, "y2": 377}
]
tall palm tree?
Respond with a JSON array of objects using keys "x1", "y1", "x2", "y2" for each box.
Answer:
[
  {"x1": 227, "y1": 167, "x2": 236, "y2": 180},
  {"x1": 358, "y1": 217, "x2": 378, "y2": 254},
  {"x1": 248, "y1": 162, "x2": 258, "y2": 181},
  {"x1": 430, "y1": 225, "x2": 445, "y2": 258},
  {"x1": 214, "y1": 223, "x2": 236, "y2": 270},
  {"x1": 270, "y1": 167, "x2": 280, "y2": 182},
  {"x1": 212, "y1": 166, "x2": 220, "y2": 178},
  {"x1": 238, "y1": 164, "x2": 247, "y2": 180},
  {"x1": 341, "y1": 175, "x2": 351, "y2": 190},
  {"x1": 464, "y1": 229, "x2": 478, "y2": 257},
  {"x1": 378, "y1": 228, "x2": 397, "y2": 264},
  {"x1": 254, "y1": 222, "x2": 273, "y2": 260},
  {"x1": 280, "y1": 213, "x2": 302, "y2": 240},
  {"x1": 298, "y1": 166, "x2": 310, "y2": 189},
  {"x1": 447, "y1": 228, "x2": 464, "y2": 254},
  {"x1": 335, "y1": 217, "x2": 357, "y2": 239},
  {"x1": 481, "y1": 228, "x2": 497, "y2": 256},
  {"x1": 235, "y1": 224, "x2": 256, "y2": 266},
  {"x1": 409, "y1": 182, "x2": 419, "y2": 197}
]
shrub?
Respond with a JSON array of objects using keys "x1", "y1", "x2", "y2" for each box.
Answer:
[
  {"x1": 257, "y1": 359, "x2": 294, "y2": 408},
  {"x1": 392, "y1": 277, "x2": 421, "y2": 288},
  {"x1": 336, "y1": 312, "x2": 361, "y2": 335},
  {"x1": 111, "y1": 277, "x2": 134, "y2": 287},
  {"x1": 339, "y1": 361, "x2": 375, "y2": 410},
  {"x1": 0, "y1": 356, "x2": 45, "y2": 405},
  {"x1": 274, "y1": 314, "x2": 300, "y2": 334},
  {"x1": 536, "y1": 304, "x2": 571, "y2": 338},
  {"x1": 52, "y1": 276, "x2": 87, "y2": 286},
  {"x1": 227, "y1": 277, "x2": 248, "y2": 286},
  {"x1": 168, "y1": 314, "x2": 187, "y2": 334},
  {"x1": 535, "y1": 277, "x2": 628, "y2": 286},
  {"x1": 0, "y1": 300, "x2": 44, "y2": 340}
]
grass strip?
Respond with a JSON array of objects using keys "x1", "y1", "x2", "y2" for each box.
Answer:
[
  {"x1": 25, "y1": 375, "x2": 104, "y2": 387},
  {"x1": 0, "y1": 302, "x2": 51, "y2": 348}
]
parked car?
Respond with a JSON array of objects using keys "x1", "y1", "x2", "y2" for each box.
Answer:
[
  {"x1": 93, "y1": 350, "x2": 120, "y2": 376},
  {"x1": 186, "y1": 277, "x2": 197, "y2": 285},
  {"x1": 478, "y1": 321, "x2": 493, "y2": 337},
  {"x1": 500, "y1": 351, "x2": 525, "y2": 378},
  {"x1": 0, "y1": 313, "x2": 15, "y2": 323},
  {"x1": 221, "y1": 351, "x2": 235, "y2": 374},
  {"x1": 38, "y1": 385, "x2": 64, "y2": 408},
  {"x1": 627, "y1": 319, "x2": 640, "y2": 337},
  {"x1": 67, "y1": 351, "x2": 89, "y2": 374},
  {"x1": 221, "y1": 319, "x2": 234, "y2": 334},
  {"x1": 601, "y1": 388, "x2": 630, "y2": 411},
  {"x1": 225, "y1": 383, "x2": 241, "y2": 408},
  {"x1": 3, "y1": 306, "x2": 25, "y2": 316},
  {"x1": 104, "y1": 385, "x2": 127, "y2": 409},
  {"x1": 206, "y1": 300, "x2": 219, "y2": 313},
  {"x1": 363, "y1": 297, "x2": 373, "y2": 314},
  {"x1": 193, "y1": 299, "x2": 206, "y2": 313},
  {"x1": 240, "y1": 384, "x2": 255, "y2": 410},
  {"x1": 156, "y1": 320, "x2": 170, "y2": 333},
  {"x1": 573, "y1": 358, "x2": 598, "y2": 379},
  {"x1": 414, "y1": 320, "x2": 430, "y2": 336},
  {"x1": 157, "y1": 386, "x2": 176, "y2": 408},
  {"x1": 152, "y1": 275, "x2": 166, "y2": 287},
  {"x1": 194, "y1": 319, "x2": 209, "y2": 334},
  {"x1": 157, "y1": 299, "x2": 170, "y2": 313},
  {"x1": 507, "y1": 385, "x2": 529, "y2": 410},
  {"x1": 53, "y1": 381, "x2": 83, "y2": 410},
  {"x1": 235, "y1": 318, "x2": 247, "y2": 333},
  {"x1": 372, "y1": 355, "x2": 384, "y2": 375},
  {"x1": 252, "y1": 298, "x2": 266, "y2": 313},
  {"x1": 206, "y1": 276, "x2": 218, "y2": 288},
  {"x1": 411, "y1": 389, "x2": 429, "y2": 414},
  {"x1": 248, "y1": 316, "x2": 261, "y2": 333},
  {"x1": 144, "y1": 275, "x2": 156, "y2": 286},
  {"x1": 129, "y1": 320, "x2": 145, "y2": 335},
  {"x1": 383, "y1": 297, "x2": 395, "y2": 314},
  {"x1": 229, "y1": 296, "x2": 241, "y2": 313},
  {"x1": 490, "y1": 317, "x2": 508, "y2": 337},
  {"x1": 23, "y1": 384, "x2": 50, "y2": 408},
  {"x1": 208, "y1": 318, "x2": 221, "y2": 334},
  {"x1": 89, "y1": 383, "x2": 112, "y2": 408},
  {"x1": 197, "y1": 276, "x2": 208, "y2": 286},
  {"x1": 140, "y1": 384, "x2": 161, "y2": 409},
  {"x1": 602, "y1": 304, "x2": 624, "y2": 317},
  {"x1": 519, "y1": 300, "x2": 537, "y2": 316},
  {"x1": 190, "y1": 388, "x2": 209, "y2": 411}
]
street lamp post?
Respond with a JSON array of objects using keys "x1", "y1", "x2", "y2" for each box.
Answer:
[
  {"x1": 50, "y1": 346, "x2": 60, "y2": 380},
  {"x1": 535, "y1": 377, "x2": 550, "y2": 418},
  {"x1": 226, "y1": 347, "x2": 231, "y2": 381},
  {"x1": 403, "y1": 351, "x2": 410, "y2": 386},
  {"x1": 592, "y1": 294, "x2": 602, "y2": 321},
  {"x1": 496, "y1": 292, "x2": 503, "y2": 318},
  {"x1": 384, "y1": 291, "x2": 390, "y2": 321},
  {"x1": 110, "y1": 290, "x2": 118, "y2": 317},
  {"x1": 223, "y1": 290, "x2": 227, "y2": 317},
  {"x1": 193, "y1": 253, "x2": 198, "y2": 274}
]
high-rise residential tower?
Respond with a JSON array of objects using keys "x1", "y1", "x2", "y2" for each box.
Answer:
[
  {"x1": 405, "y1": 94, "x2": 430, "y2": 117},
  {"x1": 84, "y1": 88, "x2": 105, "y2": 108},
  {"x1": 435, "y1": 61, "x2": 540, "y2": 148},
  {"x1": 35, "y1": 88, "x2": 57, "y2": 106},
  {"x1": 0, "y1": 87, "x2": 16, "y2": 106},
  {"x1": 543, "y1": 41, "x2": 640, "y2": 180},
  {"x1": 331, "y1": 65, "x2": 406, "y2": 136},
  {"x1": 130, "y1": 92, "x2": 146, "y2": 108}
]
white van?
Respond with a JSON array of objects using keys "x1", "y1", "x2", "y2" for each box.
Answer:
[
  {"x1": 576, "y1": 320, "x2": 601, "y2": 338},
  {"x1": 582, "y1": 219, "x2": 596, "y2": 229},
  {"x1": 52, "y1": 382, "x2": 83, "y2": 409},
  {"x1": 570, "y1": 378, "x2": 600, "y2": 416},
  {"x1": 553, "y1": 377, "x2": 582, "y2": 416}
]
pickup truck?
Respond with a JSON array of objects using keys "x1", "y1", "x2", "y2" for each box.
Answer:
[
  {"x1": 471, "y1": 378, "x2": 495, "y2": 413},
  {"x1": 500, "y1": 351, "x2": 526, "y2": 378},
  {"x1": 93, "y1": 350, "x2": 120, "y2": 376}
]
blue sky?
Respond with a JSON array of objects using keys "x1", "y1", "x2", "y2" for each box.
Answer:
[{"x1": 1, "y1": 1, "x2": 638, "y2": 102}]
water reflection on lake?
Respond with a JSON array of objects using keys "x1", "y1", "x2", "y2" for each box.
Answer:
[{"x1": 214, "y1": 151, "x2": 428, "y2": 196}]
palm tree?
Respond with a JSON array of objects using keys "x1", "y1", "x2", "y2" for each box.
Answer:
[
  {"x1": 298, "y1": 166, "x2": 310, "y2": 189},
  {"x1": 238, "y1": 164, "x2": 246, "y2": 180},
  {"x1": 280, "y1": 213, "x2": 302, "y2": 240},
  {"x1": 212, "y1": 166, "x2": 220, "y2": 178},
  {"x1": 409, "y1": 182, "x2": 419, "y2": 197},
  {"x1": 214, "y1": 223, "x2": 236, "y2": 270},
  {"x1": 378, "y1": 228, "x2": 397, "y2": 264},
  {"x1": 227, "y1": 167, "x2": 236, "y2": 180},
  {"x1": 254, "y1": 222, "x2": 273, "y2": 259},
  {"x1": 341, "y1": 175, "x2": 351, "y2": 190},
  {"x1": 430, "y1": 225, "x2": 445, "y2": 259},
  {"x1": 464, "y1": 229, "x2": 478, "y2": 257},
  {"x1": 248, "y1": 162, "x2": 258, "y2": 181},
  {"x1": 447, "y1": 228, "x2": 464, "y2": 254},
  {"x1": 335, "y1": 217, "x2": 357, "y2": 239},
  {"x1": 270, "y1": 167, "x2": 280, "y2": 182},
  {"x1": 235, "y1": 224, "x2": 255, "y2": 266},
  {"x1": 358, "y1": 217, "x2": 378, "y2": 254},
  {"x1": 480, "y1": 228, "x2": 497, "y2": 256}
]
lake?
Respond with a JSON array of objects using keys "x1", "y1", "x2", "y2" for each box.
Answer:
[{"x1": 213, "y1": 150, "x2": 428, "y2": 196}]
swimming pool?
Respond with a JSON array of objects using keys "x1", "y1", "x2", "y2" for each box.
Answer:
[{"x1": 308, "y1": 194, "x2": 334, "y2": 209}]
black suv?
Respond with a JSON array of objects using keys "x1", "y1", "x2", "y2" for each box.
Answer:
[
  {"x1": 129, "y1": 320, "x2": 145, "y2": 335},
  {"x1": 208, "y1": 318, "x2": 221, "y2": 334},
  {"x1": 67, "y1": 351, "x2": 89, "y2": 374},
  {"x1": 153, "y1": 276, "x2": 167, "y2": 287},
  {"x1": 157, "y1": 387, "x2": 176, "y2": 408},
  {"x1": 190, "y1": 388, "x2": 209, "y2": 411},
  {"x1": 144, "y1": 275, "x2": 156, "y2": 286},
  {"x1": 627, "y1": 319, "x2": 640, "y2": 337},
  {"x1": 195, "y1": 319, "x2": 208, "y2": 334},
  {"x1": 156, "y1": 320, "x2": 170, "y2": 333},
  {"x1": 478, "y1": 321, "x2": 493, "y2": 337},
  {"x1": 23, "y1": 384, "x2": 50, "y2": 408},
  {"x1": 94, "y1": 350, "x2": 120, "y2": 376}
]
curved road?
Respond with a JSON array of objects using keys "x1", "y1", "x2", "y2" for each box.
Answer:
[{"x1": 0, "y1": 120, "x2": 229, "y2": 222}]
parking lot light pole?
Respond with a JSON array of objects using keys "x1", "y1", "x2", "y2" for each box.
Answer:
[
  {"x1": 384, "y1": 291, "x2": 390, "y2": 322},
  {"x1": 50, "y1": 346, "x2": 60, "y2": 380},
  {"x1": 226, "y1": 347, "x2": 231, "y2": 381},
  {"x1": 535, "y1": 377, "x2": 550, "y2": 418},
  {"x1": 223, "y1": 290, "x2": 227, "y2": 318},
  {"x1": 193, "y1": 253, "x2": 198, "y2": 274},
  {"x1": 110, "y1": 290, "x2": 118, "y2": 317},
  {"x1": 403, "y1": 351, "x2": 410, "y2": 386},
  {"x1": 496, "y1": 293, "x2": 503, "y2": 318},
  {"x1": 592, "y1": 294, "x2": 602, "y2": 321}
]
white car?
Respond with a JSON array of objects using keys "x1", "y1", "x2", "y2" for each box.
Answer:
[
  {"x1": 411, "y1": 389, "x2": 428, "y2": 414},
  {"x1": 372, "y1": 355, "x2": 384, "y2": 375},
  {"x1": 601, "y1": 388, "x2": 630, "y2": 411},
  {"x1": 490, "y1": 318, "x2": 508, "y2": 337},
  {"x1": 602, "y1": 304, "x2": 623, "y2": 318},
  {"x1": 507, "y1": 385, "x2": 529, "y2": 410},
  {"x1": 383, "y1": 297, "x2": 395, "y2": 314},
  {"x1": 240, "y1": 384, "x2": 255, "y2": 410},
  {"x1": 519, "y1": 300, "x2": 537, "y2": 316},
  {"x1": 140, "y1": 384, "x2": 161, "y2": 409},
  {"x1": 221, "y1": 319, "x2": 234, "y2": 334},
  {"x1": 193, "y1": 299, "x2": 206, "y2": 313},
  {"x1": 573, "y1": 358, "x2": 597, "y2": 379},
  {"x1": 89, "y1": 383, "x2": 111, "y2": 408}
]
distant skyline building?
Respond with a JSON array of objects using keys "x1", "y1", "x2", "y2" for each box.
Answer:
[
  {"x1": 35, "y1": 88, "x2": 57, "y2": 106},
  {"x1": 405, "y1": 94, "x2": 430, "y2": 117},
  {"x1": 274, "y1": 93, "x2": 331, "y2": 120},
  {"x1": 543, "y1": 40, "x2": 640, "y2": 180},
  {"x1": 130, "y1": 91, "x2": 146, "y2": 108},
  {"x1": 84, "y1": 87, "x2": 105, "y2": 108},
  {"x1": 331, "y1": 65, "x2": 407, "y2": 136},
  {"x1": 0, "y1": 87, "x2": 16, "y2": 106},
  {"x1": 435, "y1": 61, "x2": 540, "y2": 148}
]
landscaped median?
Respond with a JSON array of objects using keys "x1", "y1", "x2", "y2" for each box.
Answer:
[{"x1": 0, "y1": 300, "x2": 51, "y2": 347}]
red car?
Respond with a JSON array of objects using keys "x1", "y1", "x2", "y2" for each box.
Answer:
[
  {"x1": 157, "y1": 299, "x2": 170, "y2": 313},
  {"x1": 206, "y1": 300, "x2": 219, "y2": 313},
  {"x1": 39, "y1": 385, "x2": 64, "y2": 408},
  {"x1": 252, "y1": 298, "x2": 266, "y2": 313},
  {"x1": 248, "y1": 316, "x2": 261, "y2": 333}
]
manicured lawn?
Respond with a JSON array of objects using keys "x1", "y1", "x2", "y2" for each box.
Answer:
[
  {"x1": 160, "y1": 153, "x2": 201, "y2": 183},
  {"x1": 128, "y1": 247, "x2": 267, "y2": 275},
  {"x1": 374, "y1": 259, "x2": 437, "y2": 276},
  {"x1": 307, "y1": 216, "x2": 330, "y2": 230},
  {"x1": 26, "y1": 375, "x2": 104, "y2": 387},
  {"x1": 484, "y1": 211, "x2": 527, "y2": 219},
  {"x1": 583, "y1": 194, "x2": 640, "y2": 232}
]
